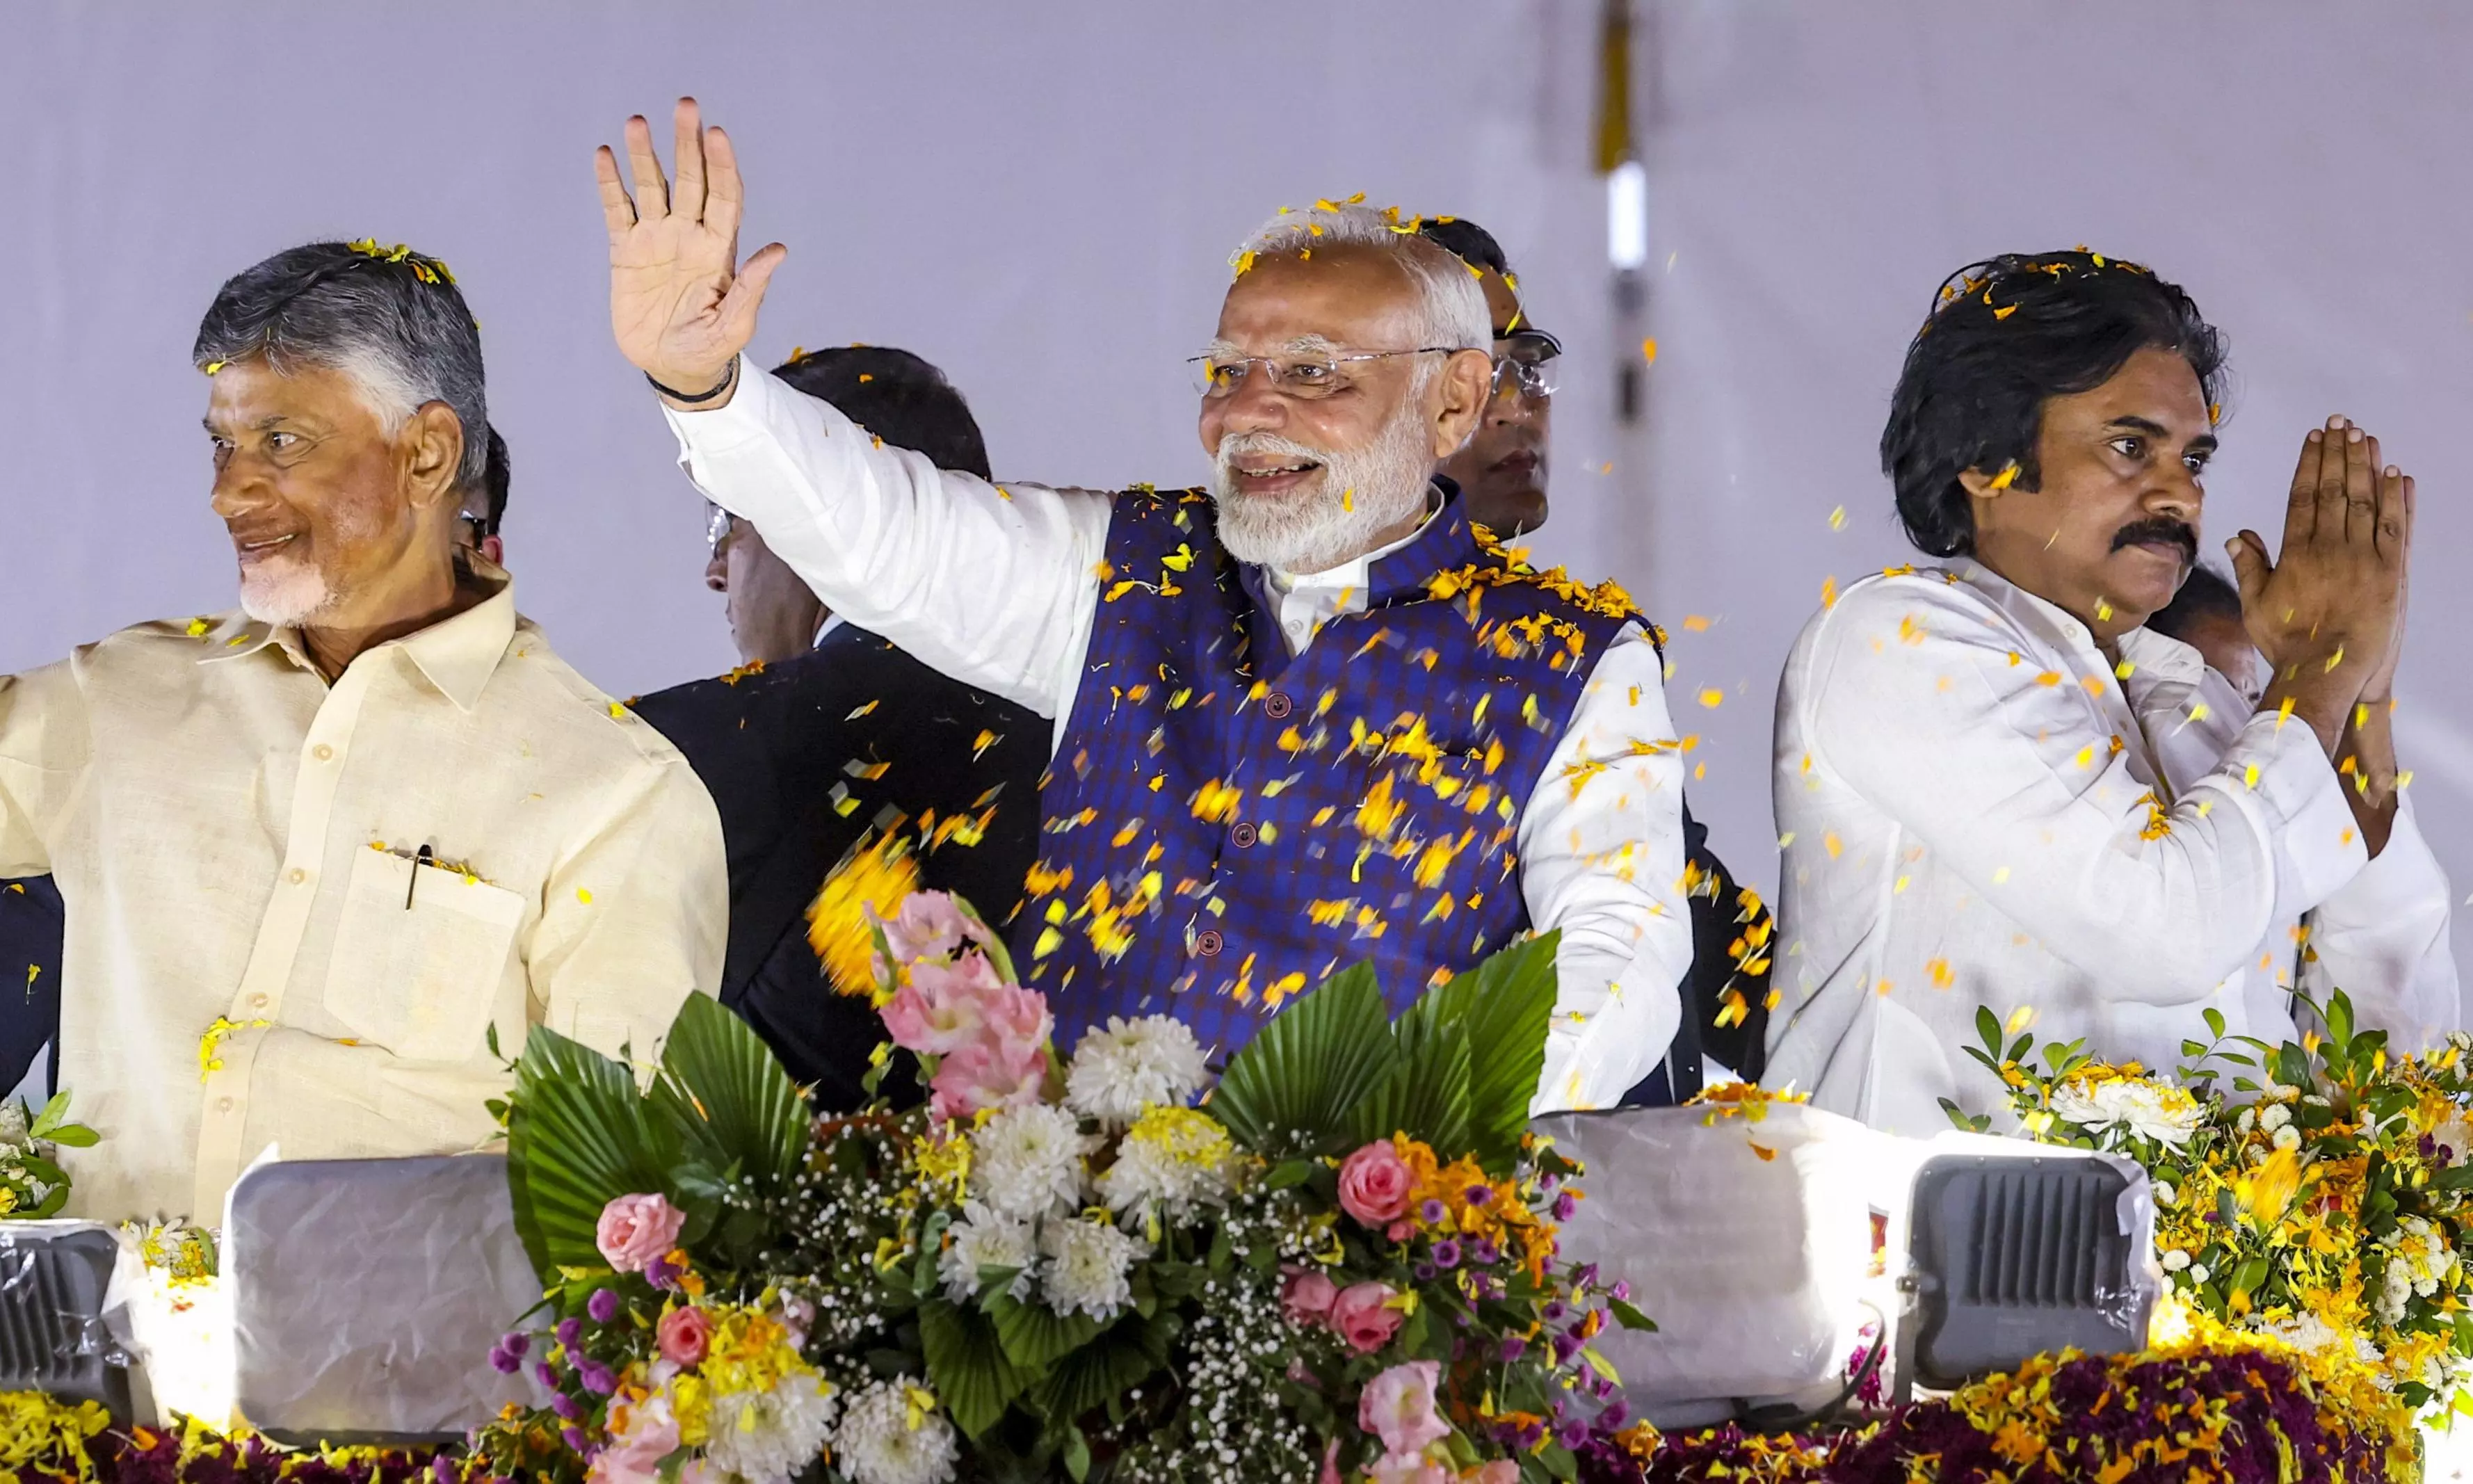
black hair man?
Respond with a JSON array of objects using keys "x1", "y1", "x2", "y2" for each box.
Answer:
[{"x1": 1766, "y1": 251, "x2": 2451, "y2": 1134}]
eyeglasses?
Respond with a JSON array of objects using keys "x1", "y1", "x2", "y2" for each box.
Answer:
[
  {"x1": 1188, "y1": 346, "x2": 1455, "y2": 400},
  {"x1": 704, "y1": 501, "x2": 735, "y2": 555},
  {"x1": 1490, "y1": 330, "x2": 1561, "y2": 402}
]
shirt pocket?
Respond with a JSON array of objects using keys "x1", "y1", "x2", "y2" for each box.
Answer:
[{"x1": 325, "y1": 847, "x2": 524, "y2": 1063}]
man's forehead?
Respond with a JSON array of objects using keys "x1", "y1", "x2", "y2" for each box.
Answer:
[
  {"x1": 1213, "y1": 249, "x2": 1419, "y2": 348},
  {"x1": 202, "y1": 359, "x2": 358, "y2": 425}
]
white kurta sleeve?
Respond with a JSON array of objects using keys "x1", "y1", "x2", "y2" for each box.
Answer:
[
  {"x1": 2301, "y1": 791, "x2": 2458, "y2": 1049},
  {"x1": 1805, "y1": 579, "x2": 2368, "y2": 1003},
  {"x1": 666, "y1": 365, "x2": 1111, "y2": 719},
  {"x1": 1520, "y1": 622, "x2": 1694, "y2": 1114}
]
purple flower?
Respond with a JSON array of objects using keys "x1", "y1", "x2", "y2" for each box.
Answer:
[
  {"x1": 1470, "y1": 1237, "x2": 1501, "y2": 1266},
  {"x1": 549, "y1": 1391, "x2": 582, "y2": 1421},
  {"x1": 488, "y1": 1346, "x2": 517, "y2": 1375},
  {"x1": 1551, "y1": 1330, "x2": 1583, "y2": 1365},
  {"x1": 431, "y1": 1458, "x2": 456, "y2": 1484},
  {"x1": 1419, "y1": 1198, "x2": 1447, "y2": 1225},
  {"x1": 501, "y1": 1332, "x2": 530, "y2": 1359},
  {"x1": 561, "y1": 1426, "x2": 588, "y2": 1453},
  {"x1": 1573, "y1": 1262, "x2": 1599, "y2": 1289},
  {"x1": 1542, "y1": 1299, "x2": 1570, "y2": 1323},
  {"x1": 1499, "y1": 1336, "x2": 1527, "y2": 1363},
  {"x1": 1538, "y1": 1172, "x2": 1559, "y2": 1192},
  {"x1": 588, "y1": 1287, "x2": 620, "y2": 1324},
  {"x1": 578, "y1": 1358, "x2": 617, "y2": 1396},
  {"x1": 1600, "y1": 1398, "x2": 1629, "y2": 1430},
  {"x1": 647, "y1": 1254, "x2": 683, "y2": 1291},
  {"x1": 1433, "y1": 1239, "x2": 1462, "y2": 1269},
  {"x1": 1464, "y1": 1184, "x2": 1493, "y2": 1207},
  {"x1": 556, "y1": 1317, "x2": 583, "y2": 1349},
  {"x1": 1552, "y1": 1191, "x2": 1577, "y2": 1222},
  {"x1": 533, "y1": 1361, "x2": 558, "y2": 1390},
  {"x1": 1414, "y1": 1261, "x2": 1437, "y2": 1280},
  {"x1": 1558, "y1": 1417, "x2": 1590, "y2": 1449},
  {"x1": 1610, "y1": 1279, "x2": 1631, "y2": 1302}
]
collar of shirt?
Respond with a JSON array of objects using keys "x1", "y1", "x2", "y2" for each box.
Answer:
[
  {"x1": 200, "y1": 560, "x2": 519, "y2": 712},
  {"x1": 1255, "y1": 481, "x2": 1457, "y2": 656}
]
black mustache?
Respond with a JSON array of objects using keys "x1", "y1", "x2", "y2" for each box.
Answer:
[{"x1": 2111, "y1": 518, "x2": 2198, "y2": 561}]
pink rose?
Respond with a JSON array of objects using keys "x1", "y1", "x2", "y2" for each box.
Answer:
[
  {"x1": 595, "y1": 1193, "x2": 685, "y2": 1275},
  {"x1": 587, "y1": 1394, "x2": 679, "y2": 1484},
  {"x1": 880, "y1": 951, "x2": 1008, "y2": 1056},
  {"x1": 1359, "y1": 1360, "x2": 1451, "y2": 1455},
  {"x1": 1281, "y1": 1266, "x2": 1340, "y2": 1325},
  {"x1": 655, "y1": 1304, "x2": 712, "y2": 1367},
  {"x1": 873, "y1": 891, "x2": 986, "y2": 967},
  {"x1": 1337, "y1": 1140, "x2": 1413, "y2": 1227},
  {"x1": 1329, "y1": 1281, "x2": 1405, "y2": 1354},
  {"x1": 1367, "y1": 1453, "x2": 1449, "y2": 1484},
  {"x1": 930, "y1": 1038, "x2": 1049, "y2": 1121}
]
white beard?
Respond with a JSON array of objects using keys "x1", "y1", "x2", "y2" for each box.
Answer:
[
  {"x1": 238, "y1": 553, "x2": 336, "y2": 627},
  {"x1": 1211, "y1": 398, "x2": 1435, "y2": 574}
]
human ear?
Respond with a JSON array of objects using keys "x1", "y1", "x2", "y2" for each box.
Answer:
[
  {"x1": 1429, "y1": 348, "x2": 1493, "y2": 458},
  {"x1": 401, "y1": 402, "x2": 467, "y2": 510}
]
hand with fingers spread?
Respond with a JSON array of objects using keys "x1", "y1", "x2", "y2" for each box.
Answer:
[
  {"x1": 595, "y1": 97, "x2": 787, "y2": 407},
  {"x1": 2225, "y1": 414, "x2": 2412, "y2": 755}
]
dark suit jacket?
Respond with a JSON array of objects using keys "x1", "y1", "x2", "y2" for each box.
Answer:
[
  {"x1": 0, "y1": 877, "x2": 63, "y2": 1098},
  {"x1": 631, "y1": 627, "x2": 1046, "y2": 1110}
]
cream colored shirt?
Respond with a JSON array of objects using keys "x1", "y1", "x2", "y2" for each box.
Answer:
[{"x1": 0, "y1": 569, "x2": 727, "y2": 1222}]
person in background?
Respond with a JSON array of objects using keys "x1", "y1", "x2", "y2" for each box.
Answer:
[
  {"x1": 1419, "y1": 218, "x2": 1555, "y2": 540},
  {"x1": 460, "y1": 425, "x2": 511, "y2": 567},
  {"x1": 0, "y1": 240, "x2": 726, "y2": 1221},
  {"x1": 602, "y1": 102, "x2": 1696, "y2": 1112},
  {"x1": 631, "y1": 346, "x2": 1045, "y2": 1109},
  {"x1": 1766, "y1": 250, "x2": 2452, "y2": 1135},
  {"x1": 1421, "y1": 214, "x2": 1775, "y2": 1095},
  {"x1": 2143, "y1": 560, "x2": 2261, "y2": 700}
]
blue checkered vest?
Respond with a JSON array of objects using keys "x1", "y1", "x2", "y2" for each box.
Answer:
[{"x1": 1015, "y1": 481, "x2": 1640, "y2": 1059}]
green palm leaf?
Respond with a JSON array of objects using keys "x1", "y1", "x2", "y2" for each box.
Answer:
[
  {"x1": 1401, "y1": 930, "x2": 1559, "y2": 1171},
  {"x1": 1209, "y1": 964, "x2": 1399, "y2": 1156},
  {"x1": 1346, "y1": 1021, "x2": 1474, "y2": 1154},
  {"x1": 649, "y1": 994, "x2": 809, "y2": 1197},
  {"x1": 505, "y1": 1026, "x2": 668, "y2": 1279},
  {"x1": 921, "y1": 1297, "x2": 1033, "y2": 1439}
]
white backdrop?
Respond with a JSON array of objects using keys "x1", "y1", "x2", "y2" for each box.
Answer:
[{"x1": 5, "y1": 2, "x2": 2469, "y2": 993}]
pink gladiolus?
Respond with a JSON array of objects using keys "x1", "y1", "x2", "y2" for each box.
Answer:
[
  {"x1": 930, "y1": 1038, "x2": 1048, "y2": 1122},
  {"x1": 1330, "y1": 1281, "x2": 1405, "y2": 1354},
  {"x1": 1337, "y1": 1140, "x2": 1414, "y2": 1227},
  {"x1": 1466, "y1": 1464, "x2": 1520, "y2": 1484},
  {"x1": 1367, "y1": 1453, "x2": 1449, "y2": 1484},
  {"x1": 1281, "y1": 1266, "x2": 1340, "y2": 1325},
  {"x1": 594, "y1": 1193, "x2": 685, "y2": 1275},
  {"x1": 1360, "y1": 1360, "x2": 1451, "y2": 1455},
  {"x1": 1319, "y1": 1441, "x2": 1344, "y2": 1484},
  {"x1": 873, "y1": 891, "x2": 986, "y2": 967},
  {"x1": 655, "y1": 1305, "x2": 711, "y2": 1367},
  {"x1": 586, "y1": 1394, "x2": 678, "y2": 1484},
  {"x1": 879, "y1": 951, "x2": 1009, "y2": 1056},
  {"x1": 980, "y1": 982, "x2": 1054, "y2": 1051}
]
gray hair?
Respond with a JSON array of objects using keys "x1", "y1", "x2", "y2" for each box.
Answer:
[
  {"x1": 1232, "y1": 202, "x2": 1490, "y2": 353},
  {"x1": 193, "y1": 241, "x2": 488, "y2": 491}
]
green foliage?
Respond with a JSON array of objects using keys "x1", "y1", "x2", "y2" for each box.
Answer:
[{"x1": 1210, "y1": 965, "x2": 1398, "y2": 1156}]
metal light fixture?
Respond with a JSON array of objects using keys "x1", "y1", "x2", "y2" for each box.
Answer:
[{"x1": 0, "y1": 1225, "x2": 131, "y2": 1418}]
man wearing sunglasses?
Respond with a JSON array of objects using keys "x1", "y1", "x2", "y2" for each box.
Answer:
[{"x1": 598, "y1": 101, "x2": 1696, "y2": 1115}]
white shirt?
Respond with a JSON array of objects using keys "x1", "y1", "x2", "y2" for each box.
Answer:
[
  {"x1": 1765, "y1": 561, "x2": 2456, "y2": 1135},
  {"x1": 0, "y1": 567, "x2": 727, "y2": 1221},
  {"x1": 665, "y1": 366, "x2": 1694, "y2": 1111}
]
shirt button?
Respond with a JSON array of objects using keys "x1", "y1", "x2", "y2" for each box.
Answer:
[
  {"x1": 312, "y1": 743, "x2": 334, "y2": 761},
  {"x1": 1264, "y1": 691, "x2": 1294, "y2": 720},
  {"x1": 288, "y1": 867, "x2": 307, "y2": 885},
  {"x1": 1229, "y1": 822, "x2": 1259, "y2": 849},
  {"x1": 1193, "y1": 929, "x2": 1224, "y2": 958},
  {"x1": 1284, "y1": 619, "x2": 1306, "y2": 636},
  {"x1": 216, "y1": 1097, "x2": 234, "y2": 1113}
]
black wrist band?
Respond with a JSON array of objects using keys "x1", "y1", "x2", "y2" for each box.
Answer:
[{"x1": 647, "y1": 357, "x2": 739, "y2": 405}]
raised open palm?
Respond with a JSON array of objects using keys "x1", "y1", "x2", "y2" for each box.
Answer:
[{"x1": 594, "y1": 97, "x2": 786, "y2": 396}]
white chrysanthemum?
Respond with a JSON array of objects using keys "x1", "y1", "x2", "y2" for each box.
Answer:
[
  {"x1": 0, "y1": 1102, "x2": 26, "y2": 1146},
  {"x1": 1064, "y1": 1015, "x2": 1208, "y2": 1124},
  {"x1": 704, "y1": 1371, "x2": 839, "y2": 1484},
  {"x1": 939, "y1": 1202, "x2": 1038, "y2": 1303},
  {"x1": 967, "y1": 1104, "x2": 1091, "y2": 1220},
  {"x1": 2253, "y1": 1310, "x2": 2341, "y2": 1353},
  {"x1": 2048, "y1": 1078, "x2": 2202, "y2": 1148},
  {"x1": 2259, "y1": 1102, "x2": 2292, "y2": 1132},
  {"x1": 2160, "y1": 1249, "x2": 2191, "y2": 1272},
  {"x1": 835, "y1": 1379, "x2": 960, "y2": 1484},
  {"x1": 1095, "y1": 1106, "x2": 1235, "y2": 1222},
  {"x1": 1039, "y1": 1214, "x2": 1149, "y2": 1321}
]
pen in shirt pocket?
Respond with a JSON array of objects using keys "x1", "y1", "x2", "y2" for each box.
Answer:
[{"x1": 405, "y1": 844, "x2": 433, "y2": 910}]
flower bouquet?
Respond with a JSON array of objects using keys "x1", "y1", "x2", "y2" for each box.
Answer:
[
  {"x1": 1946, "y1": 989, "x2": 2473, "y2": 1417},
  {"x1": 470, "y1": 892, "x2": 1650, "y2": 1484},
  {"x1": 0, "y1": 1090, "x2": 97, "y2": 1219}
]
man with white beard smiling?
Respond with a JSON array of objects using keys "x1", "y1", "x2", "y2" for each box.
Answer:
[
  {"x1": 0, "y1": 239, "x2": 725, "y2": 1222},
  {"x1": 602, "y1": 101, "x2": 1694, "y2": 1110}
]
